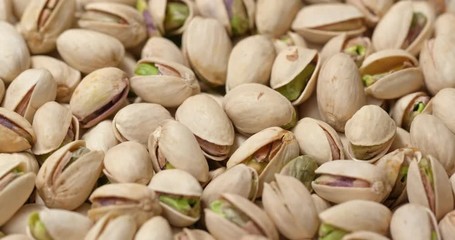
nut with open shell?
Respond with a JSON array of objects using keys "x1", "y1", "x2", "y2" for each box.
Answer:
[
  {"x1": 1, "y1": 204, "x2": 46, "y2": 235},
  {"x1": 390, "y1": 92, "x2": 430, "y2": 131},
  {"x1": 0, "y1": 107, "x2": 35, "y2": 153},
  {"x1": 320, "y1": 33, "x2": 373, "y2": 67},
  {"x1": 134, "y1": 216, "x2": 173, "y2": 240},
  {"x1": 84, "y1": 212, "x2": 137, "y2": 240},
  {"x1": 390, "y1": 203, "x2": 441, "y2": 240},
  {"x1": 346, "y1": 0, "x2": 393, "y2": 27},
  {"x1": 273, "y1": 31, "x2": 307, "y2": 53},
  {"x1": 148, "y1": 0, "x2": 197, "y2": 36},
  {"x1": 439, "y1": 210, "x2": 455, "y2": 240},
  {"x1": 141, "y1": 37, "x2": 187, "y2": 66},
  {"x1": 430, "y1": 88, "x2": 455, "y2": 134},
  {"x1": 279, "y1": 155, "x2": 318, "y2": 191}
]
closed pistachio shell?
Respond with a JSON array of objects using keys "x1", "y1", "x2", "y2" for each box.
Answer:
[
  {"x1": 0, "y1": 22, "x2": 30, "y2": 84},
  {"x1": 18, "y1": 0, "x2": 75, "y2": 54},
  {"x1": 134, "y1": 216, "x2": 173, "y2": 240},
  {"x1": 431, "y1": 88, "x2": 455, "y2": 133},
  {"x1": 255, "y1": 0, "x2": 302, "y2": 37},
  {"x1": 439, "y1": 210, "x2": 455, "y2": 240},
  {"x1": 175, "y1": 228, "x2": 215, "y2": 240},
  {"x1": 390, "y1": 203, "x2": 441, "y2": 240},
  {"x1": 390, "y1": 92, "x2": 430, "y2": 131},
  {"x1": 57, "y1": 29, "x2": 125, "y2": 74},
  {"x1": 141, "y1": 37, "x2": 187, "y2": 66},
  {"x1": 85, "y1": 213, "x2": 137, "y2": 240},
  {"x1": 317, "y1": 53, "x2": 366, "y2": 132},
  {"x1": 372, "y1": 1, "x2": 435, "y2": 56},
  {"x1": 1, "y1": 204, "x2": 46, "y2": 235},
  {"x1": 320, "y1": 33, "x2": 373, "y2": 66},
  {"x1": 273, "y1": 31, "x2": 307, "y2": 53},
  {"x1": 346, "y1": 0, "x2": 393, "y2": 27},
  {"x1": 224, "y1": 83, "x2": 297, "y2": 134},
  {"x1": 81, "y1": 120, "x2": 119, "y2": 154},
  {"x1": 434, "y1": 13, "x2": 455, "y2": 38},
  {"x1": 342, "y1": 231, "x2": 391, "y2": 240},
  {"x1": 149, "y1": 0, "x2": 197, "y2": 35},
  {"x1": 2, "y1": 68, "x2": 57, "y2": 123},
  {"x1": 226, "y1": 35, "x2": 276, "y2": 92},
  {"x1": 0, "y1": 107, "x2": 36, "y2": 153}
]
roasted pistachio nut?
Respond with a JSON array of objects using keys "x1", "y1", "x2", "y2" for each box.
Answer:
[
  {"x1": 291, "y1": 3, "x2": 366, "y2": 44},
  {"x1": 359, "y1": 49, "x2": 424, "y2": 99},
  {"x1": 103, "y1": 141, "x2": 153, "y2": 184},
  {"x1": 0, "y1": 22, "x2": 30, "y2": 84},
  {"x1": 311, "y1": 193, "x2": 331, "y2": 214},
  {"x1": 148, "y1": 0, "x2": 197, "y2": 35},
  {"x1": 18, "y1": 0, "x2": 75, "y2": 54},
  {"x1": 176, "y1": 94, "x2": 234, "y2": 161},
  {"x1": 312, "y1": 160, "x2": 390, "y2": 203},
  {"x1": 31, "y1": 101, "x2": 79, "y2": 156},
  {"x1": 346, "y1": 0, "x2": 393, "y2": 27},
  {"x1": 320, "y1": 34, "x2": 373, "y2": 67},
  {"x1": 88, "y1": 183, "x2": 162, "y2": 225},
  {"x1": 70, "y1": 67, "x2": 129, "y2": 128},
  {"x1": 227, "y1": 127, "x2": 300, "y2": 194},
  {"x1": 255, "y1": 0, "x2": 301, "y2": 37},
  {"x1": 226, "y1": 35, "x2": 276, "y2": 92},
  {"x1": 175, "y1": 228, "x2": 215, "y2": 240},
  {"x1": 0, "y1": 0, "x2": 15, "y2": 23},
  {"x1": 36, "y1": 140, "x2": 103, "y2": 210},
  {"x1": 434, "y1": 13, "x2": 455, "y2": 38},
  {"x1": 439, "y1": 210, "x2": 455, "y2": 240},
  {"x1": 390, "y1": 92, "x2": 430, "y2": 131},
  {"x1": 148, "y1": 119, "x2": 209, "y2": 182},
  {"x1": 56, "y1": 29, "x2": 125, "y2": 74},
  {"x1": 195, "y1": 0, "x2": 255, "y2": 36},
  {"x1": 342, "y1": 231, "x2": 391, "y2": 240},
  {"x1": 205, "y1": 193, "x2": 279, "y2": 240},
  {"x1": 81, "y1": 120, "x2": 119, "y2": 154},
  {"x1": 119, "y1": 52, "x2": 137, "y2": 78},
  {"x1": 407, "y1": 154, "x2": 453, "y2": 220},
  {"x1": 182, "y1": 17, "x2": 232, "y2": 86},
  {"x1": 410, "y1": 113, "x2": 455, "y2": 175},
  {"x1": 319, "y1": 200, "x2": 392, "y2": 239},
  {"x1": 112, "y1": 102, "x2": 172, "y2": 144},
  {"x1": 224, "y1": 83, "x2": 297, "y2": 134},
  {"x1": 0, "y1": 159, "x2": 36, "y2": 226},
  {"x1": 389, "y1": 127, "x2": 412, "y2": 152},
  {"x1": 430, "y1": 88, "x2": 455, "y2": 133},
  {"x1": 30, "y1": 56, "x2": 81, "y2": 103},
  {"x1": 26, "y1": 209, "x2": 93, "y2": 240},
  {"x1": 85, "y1": 213, "x2": 137, "y2": 240},
  {"x1": 0, "y1": 152, "x2": 39, "y2": 175},
  {"x1": 390, "y1": 203, "x2": 441, "y2": 240},
  {"x1": 263, "y1": 174, "x2": 319, "y2": 239},
  {"x1": 317, "y1": 53, "x2": 366, "y2": 132},
  {"x1": 134, "y1": 216, "x2": 173, "y2": 240},
  {"x1": 0, "y1": 107, "x2": 36, "y2": 153},
  {"x1": 293, "y1": 118, "x2": 344, "y2": 165},
  {"x1": 2, "y1": 68, "x2": 57, "y2": 123},
  {"x1": 1, "y1": 204, "x2": 46, "y2": 235},
  {"x1": 345, "y1": 105, "x2": 396, "y2": 162},
  {"x1": 141, "y1": 37, "x2": 187, "y2": 66},
  {"x1": 202, "y1": 164, "x2": 258, "y2": 206},
  {"x1": 273, "y1": 31, "x2": 307, "y2": 53},
  {"x1": 372, "y1": 1, "x2": 435, "y2": 56},
  {"x1": 130, "y1": 58, "x2": 200, "y2": 108},
  {"x1": 279, "y1": 155, "x2": 318, "y2": 191},
  {"x1": 79, "y1": 2, "x2": 147, "y2": 48}
]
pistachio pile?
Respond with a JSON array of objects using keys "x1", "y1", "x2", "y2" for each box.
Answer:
[{"x1": 1, "y1": 0, "x2": 455, "y2": 239}]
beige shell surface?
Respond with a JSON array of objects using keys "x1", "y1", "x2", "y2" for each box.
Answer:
[
  {"x1": 435, "y1": 13, "x2": 455, "y2": 38},
  {"x1": 1, "y1": 204, "x2": 46, "y2": 235},
  {"x1": 85, "y1": 213, "x2": 137, "y2": 240},
  {"x1": 141, "y1": 37, "x2": 187, "y2": 66},
  {"x1": 177, "y1": 228, "x2": 215, "y2": 240},
  {"x1": 134, "y1": 216, "x2": 173, "y2": 240},
  {"x1": 390, "y1": 92, "x2": 428, "y2": 128},
  {"x1": 390, "y1": 204, "x2": 441, "y2": 240},
  {"x1": 0, "y1": 107, "x2": 36, "y2": 153},
  {"x1": 431, "y1": 88, "x2": 455, "y2": 133},
  {"x1": 148, "y1": 169, "x2": 202, "y2": 197},
  {"x1": 0, "y1": 0, "x2": 15, "y2": 23},
  {"x1": 0, "y1": 152, "x2": 39, "y2": 175},
  {"x1": 149, "y1": 0, "x2": 197, "y2": 35},
  {"x1": 81, "y1": 120, "x2": 119, "y2": 154},
  {"x1": 255, "y1": 0, "x2": 301, "y2": 37},
  {"x1": 439, "y1": 210, "x2": 455, "y2": 240},
  {"x1": 0, "y1": 22, "x2": 30, "y2": 84},
  {"x1": 342, "y1": 231, "x2": 391, "y2": 240},
  {"x1": 346, "y1": 0, "x2": 393, "y2": 26}
]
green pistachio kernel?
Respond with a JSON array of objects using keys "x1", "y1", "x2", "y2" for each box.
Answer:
[
  {"x1": 362, "y1": 74, "x2": 378, "y2": 87},
  {"x1": 319, "y1": 223, "x2": 349, "y2": 240},
  {"x1": 28, "y1": 212, "x2": 53, "y2": 240},
  {"x1": 419, "y1": 157, "x2": 434, "y2": 187},
  {"x1": 164, "y1": 162, "x2": 175, "y2": 169},
  {"x1": 135, "y1": 63, "x2": 159, "y2": 76},
  {"x1": 344, "y1": 45, "x2": 366, "y2": 57},
  {"x1": 281, "y1": 155, "x2": 318, "y2": 191},
  {"x1": 431, "y1": 231, "x2": 438, "y2": 240},
  {"x1": 164, "y1": 2, "x2": 189, "y2": 32},
  {"x1": 230, "y1": 0, "x2": 249, "y2": 36},
  {"x1": 281, "y1": 109, "x2": 297, "y2": 130},
  {"x1": 209, "y1": 199, "x2": 251, "y2": 227},
  {"x1": 159, "y1": 195, "x2": 199, "y2": 216},
  {"x1": 413, "y1": 102, "x2": 426, "y2": 113},
  {"x1": 136, "y1": 0, "x2": 148, "y2": 12},
  {"x1": 245, "y1": 157, "x2": 268, "y2": 175},
  {"x1": 399, "y1": 165, "x2": 409, "y2": 183},
  {"x1": 350, "y1": 143, "x2": 384, "y2": 160},
  {"x1": 276, "y1": 63, "x2": 316, "y2": 102}
]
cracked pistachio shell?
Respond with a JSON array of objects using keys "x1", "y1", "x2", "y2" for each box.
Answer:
[
  {"x1": 0, "y1": 22, "x2": 30, "y2": 84},
  {"x1": 112, "y1": 103, "x2": 172, "y2": 144},
  {"x1": 36, "y1": 140, "x2": 104, "y2": 210},
  {"x1": 205, "y1": 193, "x2": 279, "y2": 240},
  {"x1": 134, "y1": 216, "x2": 172, "y2": 240},
  {"x1": 342, "y1": 231, "x2": 391, "y2": 240},
  {"x1": 360, "y1": 49, "x2": 424, "y2": 99},
  {"x1": 270, "y1": 46, "x2": 319, "y2": 106},
  {"x1": 149, "y1": 0, "x2": 197, "y2": 35},
  {"x1": 256, "y1": 0, "x2": 301, "y2": 37},
  {"x1": 431, "y1": 88, "x2": 455, "y2": 133},
  {"x1": 79, "y1": 2, "x2": 147, "y2": 48},
  {"x1": 176, "y1": 94, "x2": 234, "y2": 161},
  {"x1": 320, "y1": 34, "x2": 373, "y2": 66},
  {"x1": 18, "y1": 0, "x2": 75, "y2": 54},
  {"x1": 391, "y1": 92, "x2": 430, "y2": 131},
  {"x1": 148, "y1": 119, "x2": 209, "y2": 182},
  {"x1": 346, "y1": 0, "x2": 393, "y2": 27},
  {"x1": 148, "y1": 169, "x2": 202, "y2": 227},
  {"x1": 2, "y1": 68, "x2": 57, "y2": 123},
  {"x1": 0, "y1": 0, "x2": 15, "y2": 23},
  {"x1": 130, "y1": 58, "x2": 200, "y2": 108},
  {"x1": 439, "y1": 210, "x2": 455, "y2": 240},
  {"x1": 410, "y1": 113, "x2": 455, "y2": 175},
  {"x1": 88, "y1": 183, "x2": 162, "y2": 225},
  {"x1": 175, "y1": 229, "x2": 215, "y2": 240},
  {"x1": 31, "y1": 56, "x2": 81, "y2": 103},
  {"x1": 202, "y1": 164, "x2": 258, "y2": 206},
  {"x1": 1, "y1": 204, "x2": 46, "y2": 235},
  {"x1": 435, "y1": 13, "x2": 455, "y2": 38},
  {"x1": 263, "y1": 174, "x2": 319, "y2": 239},
  {"x1": 319, "y1": 200, "x2": 392, "y2": 236},
  {"x1": 141, "y1": 37, "x2": 187, "y2": 66},
  {"x1": 195, "y1": 0, "x2": 255, "y2": 36},
  {"x1": 420, "y1": 35, "x2": 455, "y2": 95},
  {"x1": 407, "y1": 154, "x2": 453, "y2": 220},
  {"x1": 226, "y1": 35, "x2": 276, "y2": 92},
  {"x1": 57, "y1": 29, "x2": 125, "y2": 74},
  {"x1": 85, "y1": 213, "x2": 137, "y2": 240},
  {"x1": 81, "y1": 120, "x2": 119, "y2": 154},
  {"x1": 273, "y1": 31, "x2": 307, "y2": 53},
  {"x1": 312, "y1": 160, "x2": 390, "y2": 203},
  {"x1": 32, "y1": 101, "x2": 79, "y2": 155},
  {"x1": 224, "y1": 83, "x2": 296, "y2": 134},
  {"x1": 70, "y1": 67, "x2": 129, "y2": 128},
  {"x1": 291, "y1": 4, "x2": 366, "y2": 44},
  {"x1": 182, "y1": 17, "x2": 232, "y2": 86},
  {"x1": 345, "y1": 105, "x2": 396, "y2": 162},
  {"x1": 0, "y1": 107, "x2": 35, "y2": 153},
  {"x1": 0, "y1": 152, "x2": 39, "y2": 175},
  {"x1": 390, "y1": 203, "x2": 441, "y2": 240},
  {"x1": 227, "y1": 127, "x2": 300, "y2": 193},
  {"x1": 26, "y1": 209, "x2": 93, "y2": 240},
  {"x1": 317, "y1": 53, "x2": 366, "y2": 132},
  {"x1": 104, "y1": 141, "x2": 153, "y2": 185},
  {"x1": 293, "y1": 117, "x2": 344, "y2": 165},
  {"x1": 372, "y1": 1, "x2": 435, "y2": 56},
  {"x1": 0, "y1": 159, "x2": 36, "y2": 226}
]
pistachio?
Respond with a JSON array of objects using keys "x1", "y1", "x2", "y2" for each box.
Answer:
[
  {"x1": 346, "y1": 0, "x2": 393, "y2": 27},
  {"x1": 342, "y1": 231, "x2": 391, "y2": 240},
  {"x1": 390, "y1": 92, "x2": 430, "y2": 131},
  {"x1": 149, "y1": 0, "x2": 197, "y2": 36},
  {"x1": 141, "y1": 37, "x2": 187, "y2": 66},
  {"x1": 84, "y1": 213, "x2": 137, "y2": 240},
  {"x1": 0, "y1": 0, "x2": 15, "y2": 23},
  {"x1": 81, "y1": 120, "x2": 119, "y2": 154},
  {"x1": 430, "y1": 88, "x2": 455, "y2": 133},
  {"x1": 134, "y1": 216, "x2": 173, "y2": 240},
  {"x1": 320, "y1": 34, "x2": 373, "y2": 66},
  {"x1": 434, "y1": 13, "x2": 455, "y2": 38},
  {"x1": 279, "y1": 155, "x2": 318, "y2": 191},
  {"x1": 255, "y1": 0, "x2": 302, "y2": 37},
  {"x1": 439, "y1": 210, "x2": 455, "y2": 240},
  {"x1": 0, "y1": 21, "x2": 30, "y2": 84},
  {"x1": 0, "y1": 107, "x2": 36, "y2": 153},
  {"x1": 174, "y1": 228, "x2": 215, "y2": 240},
  {"x1": 273, "y1": 31, "x2": 307, "y2": 53},
  {"x1": 390, "y1": 203, "x2": 441, "y2": 240},
  {"x1": 1, "y1": 204, "x2": 46, "y2": 235}
]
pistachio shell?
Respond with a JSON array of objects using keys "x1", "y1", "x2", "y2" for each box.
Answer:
[
  {"x1": 1, "y1": 204, "x2": 46, "y2": 235},
  {"x1": 342, "y1": 231, "x2": 391, "y2": 240},
  {"x1": 311, "y1": 193, "x2": 331, "y2": 214},
  {"x1": 298, "y1": 92, "x2": 321, "y2": 120},
  {"x1": 0, "y1": 79, "x2": 4, "y2": 104},
  {"x1": 346, "y1": 0, "x2": 393, "y2": 27},
  {"x1": 12, "y1": 0, "x2": 31, "y2": 19},
  {"x1": 134, "y1": 216, "x2": 173, "y2": 240},
  {"x1": 0, "y1": 107, "x2": 36, "y2": 153},
  {"x1": 273, "y1": 31, "x2": 307, "y2": 53},
  {"x1": 119, "y1": 52, "x2": 137, "y2": 78},
  {"x1": 81, "y1": 120, "x2": 119, "y2": 153},
  {"x1": 439, "y1": 210, "x2": 455, "y2": 240},
  {"x1": 1, "y1": 235, "x2": 31, "y2": 240},
  {"x1": 390, "y1": 92, "x2": 430, "y2": 131},
  {"x1": 0, "y1": 0, "x2": 15, "y2": 23},
  {"x1": 431, "y1": 88, "x2": 455, "y2": 134},
  {"x1": 175, "y1": 228, "x2": 215, "y2": 240},
  {"x1": 389, "y1": 127, "x2": 412, "y2": 151},
  {"x1": 320, "y1": 33, "x2": 373, "y2": 66},
  {"x1": 0, "y1": 22, "x2": 30, "y2": 84},
  {"x1": 255, "y1": 0, "x2": 302, "y2": 37},
  {"x1": 434, "y1": 13, "x2": 455, "y2": 38},
  {"x1": 149, "y1": 0, "x2": 197, "y2": 35},
  {"x1": 0, "y1": 152, "x2": 39, "y2": 175},
  {"x1": 390, "y1": 203, "x2": 441, "y2": 240},
  {"x1": 141, "y1": 37, "x2": 187, "y2": 66},
  {"x1": 85, "y1": 213, "x2": 137, "y2": 240}
]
